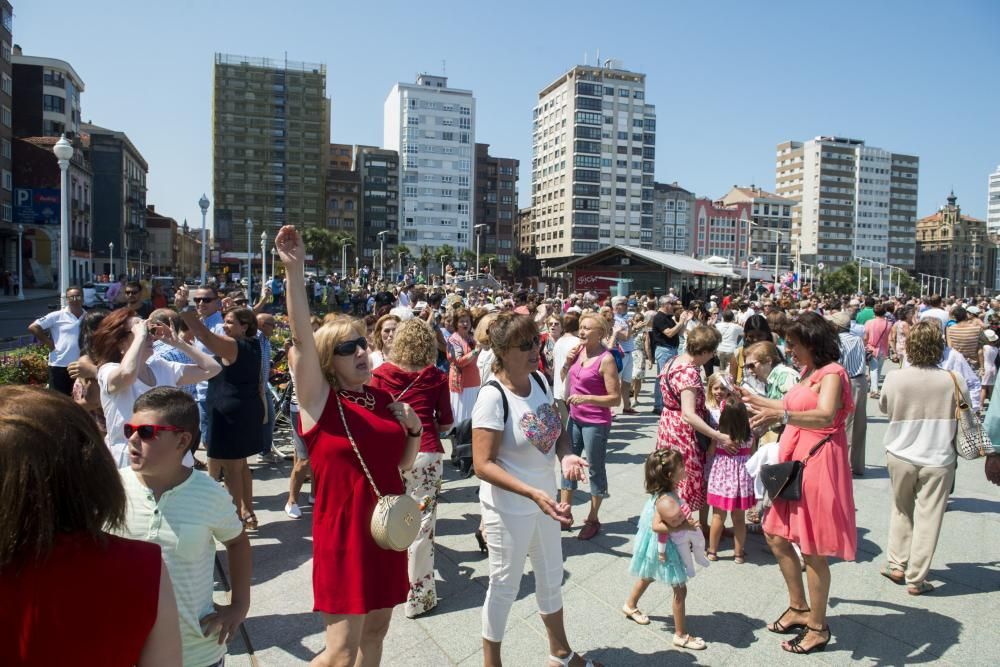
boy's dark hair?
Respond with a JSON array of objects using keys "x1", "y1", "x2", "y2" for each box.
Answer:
[
  {"x1": 133, "y1": 387, "x2": 201, "y2": 455},
  {"x1": 717, "y1": 400, "x2": 752, "y2": 445},
  {"x1": 644, "y1": 448, "x2": 685, "y2": 495}
]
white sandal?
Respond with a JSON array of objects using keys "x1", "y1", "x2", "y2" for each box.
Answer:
[
  {"x1": 548, "y1": 651, "x2": 597, "y2": 667},
  {"x1": 673, "y1": 633, "x2": 707, "y2": 650},
  {"x1": 622, "y1": 604, "x2": 650, "y2": 625}
]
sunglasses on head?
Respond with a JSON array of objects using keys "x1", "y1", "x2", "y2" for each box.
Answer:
[
  {"x1": 516, "y1": 336, "x2": 541, "y2": 352},
  {"x1": 333, "y1": 336, "x2": 369, "y2": 356},
  {"x1": 124, "y1": 423, "x2": 186, "y2": 440},
  {"x1": 193, "y1": 297, "x2": 216, "y2": 304}
]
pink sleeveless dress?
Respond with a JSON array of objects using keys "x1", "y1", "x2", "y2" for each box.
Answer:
[{"x1": 763, "y1": 363, "x2": 857, "y2": 559}]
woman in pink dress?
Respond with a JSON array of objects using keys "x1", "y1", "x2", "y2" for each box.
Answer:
[{"x1": 743, "y1": 312, "x2": 856, "y2": 655}]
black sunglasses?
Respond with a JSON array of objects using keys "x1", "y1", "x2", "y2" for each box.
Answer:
[
  {"x1": 334, "y1": 336, "x2": 369, "y2": 356},
  {"x1": 233, "y1": 299, "x2": 248, "y2": 305},
  {"x1": 193, "y1": 297, "x2": 216, "y2": 304},
  {"x1": 124, "y1": 423, "x2": 185, "y2": 439},
  {"x1": 124, "y1": 290, "x2": 141, "y2": 296},
  {"x1": 516, "y1": 336, "x2": 541, "y2": 352}
]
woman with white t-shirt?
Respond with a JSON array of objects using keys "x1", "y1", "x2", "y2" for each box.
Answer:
[
  {"x1": 471, "y1": 313, "x2": 601, "y2": 667},
  {"x1": 92, "y1": 308, "x2": 220, "y2": 467}
]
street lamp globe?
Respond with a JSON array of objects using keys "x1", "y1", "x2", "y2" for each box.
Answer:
[
  {"x1": 199, "y1": 194, "x2": 210, "y2": 214},
  {"x1": 53, "y1": 134, "x2": 74, "y2": 161}
]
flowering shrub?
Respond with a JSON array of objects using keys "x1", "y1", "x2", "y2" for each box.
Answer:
[{"x1": 0, "y1": 346, "x2": 50, "y2": 385}]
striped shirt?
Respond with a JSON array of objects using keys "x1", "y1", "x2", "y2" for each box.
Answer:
[
  {"x1": 839, "y1": 332, "x2": 866, "y2": 378},
  {"x1": 116, "y1": 469, "x2": 243, "y2": 667},
  {"x1": 152, "y1": 340, "x2": 196, "y2": 397}
]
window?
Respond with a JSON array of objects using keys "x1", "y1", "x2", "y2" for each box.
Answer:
[
  {"x1": 0, "y1": 74, "x2": 10, "y2": 96},
  {"x1": 1, "y1": 105, "x2": 11, "y2": 128},
  {"x1": 2, "y1": 169, "x2": 11, "y2": 191},
  {"x1": 43, "y1": 95, "x2": 66, "y2": 113},
  {"x1": 0, "y1": 139, "x2": 8, "y2": 160}
]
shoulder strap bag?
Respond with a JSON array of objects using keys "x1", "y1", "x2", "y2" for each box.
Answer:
[
  {"x1": 336, "y1": 395, "x2": 420, "y2": 551},
  {"x1": 948, "y1": 371, "x2": 995, "y2": 460},
  {"x1": 760, "y1": 435, "x2": 832, "y2": 501}
]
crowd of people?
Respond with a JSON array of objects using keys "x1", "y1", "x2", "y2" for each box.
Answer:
[{"x1": 4, "y1": 230, "x2": 1000, "y2": 665}]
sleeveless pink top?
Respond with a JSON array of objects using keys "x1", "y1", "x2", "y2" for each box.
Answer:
[{"x1": 568, "y1": 349, "x2": 612, "y2": 425}]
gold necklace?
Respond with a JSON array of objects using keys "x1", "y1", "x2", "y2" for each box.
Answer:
[{"x1": 338, "y1": 388, "x2": 375, "y2": 411}]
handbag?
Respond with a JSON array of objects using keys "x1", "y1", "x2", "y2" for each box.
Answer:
[
  {"x1": 760, "y1": 435, "x2": 832, "y2": 501},
  {"x1": 664, "y1": 358, "x2": 711, "y2": 451},
  {"x1": 335, "y1": 395, "x2": 420, "y2": 551},
  {"x1": 947, "y1": 371, "x2": 995, "y2": 460}
]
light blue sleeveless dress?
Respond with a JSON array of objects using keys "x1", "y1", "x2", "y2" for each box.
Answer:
[{"x1": 629, "y1": 492, "x2": 689, "y2": 587}]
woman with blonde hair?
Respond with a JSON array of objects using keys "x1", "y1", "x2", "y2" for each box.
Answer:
[
  {"x1": 276, "y1": 226, "x2": 424, "y2": 666},
  {"x1": 369, "y1": 313, "x2": 401, "y2": 370},
  {"x1": 371, "y1": 319, "x2": 453, "y2": 618},
  {"x1": 475, "y1": 311, "x2": 500, "y2": 387}
]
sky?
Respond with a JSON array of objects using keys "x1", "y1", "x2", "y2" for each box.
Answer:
[{"x1": 14, "y1": 0, "x2": 1000, "y2": 232}]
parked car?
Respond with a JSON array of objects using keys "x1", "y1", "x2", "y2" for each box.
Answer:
[{"x1": 83, "y1": 282, "x2": 111, "y2": 308}]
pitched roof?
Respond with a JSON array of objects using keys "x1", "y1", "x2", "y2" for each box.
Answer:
[
  {"x1": 918, "y1": 210, "x2": 984, "y2": 224},
  {"x1": 554, "y1": 245, "x2": 738, "y2": 278}
]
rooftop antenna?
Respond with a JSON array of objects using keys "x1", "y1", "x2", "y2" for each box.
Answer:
[
  {"x1": 596, "y1": 48, "x2": 600, "y2": 67},
  {"x1": 583, "y1": 51, "x2": 588, "y2": 66}
]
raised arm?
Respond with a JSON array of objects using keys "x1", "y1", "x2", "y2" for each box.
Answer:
[
  {"x1": 149, "y1": 322, "x2": 222, "y2": 385},
  {"x1": 174, "y1": 289, "x2": 238, "y2": 364},
  {"x1": 275, "y1": 226, "x2": 329, "y2": 430},
  {"x1": 105, "y1": 318, "x2": 152, "y2": 394}
]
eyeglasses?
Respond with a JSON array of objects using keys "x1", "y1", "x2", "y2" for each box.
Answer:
[
  {"x1": 516, "y1": 336, "x2": 541, "y2": 352},
  {"x1": 743, "y1": 362, "x2": 758, "y2": 370},
  {"x1": 124, "y1": 290, "x2": 140, "y2": 296},
  {"x1": 193, "y1": 297, "x2": 216, "y2": 304},
  {"x1": 333, "y1": 336, "x2": 369, "y2": 356},
  {"x1": 66, "y1": 294, "x2": 83, "y2": 300},
  {"x1": 124, "y1": 423, "x2": 186, "y2": 440},
  {"x1": 233, "y1": 299, "x2": 248, "y2": 306}
]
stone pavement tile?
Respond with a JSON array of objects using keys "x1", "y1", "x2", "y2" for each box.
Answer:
[
  {"x1": 384, "y1": 635, "x2": 455, "y2": 666},
  {"x1": 451, "y1": 617, "x2": 548, "y2": 667},
  {"x1": 408, "y1": 592, "x2": 488, "y2": 663}
]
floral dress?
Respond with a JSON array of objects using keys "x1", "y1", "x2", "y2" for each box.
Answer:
[{"x1": 655, "y1": 359, "x2": 708, "y2": 511}]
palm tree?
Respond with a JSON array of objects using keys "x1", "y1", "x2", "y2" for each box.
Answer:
[
  {"x1": 418, "y1": 245, "x2": 434, "y2": 277},
  {"x1": 395, "y1": 243, "x2": 412, "y2": 274},
  {"x1": 508, "y1": 255, "x2": 521, "y2": 280}
]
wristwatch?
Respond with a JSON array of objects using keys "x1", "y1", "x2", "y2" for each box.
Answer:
[
  {"x1": 407, "y1": 426, "x2": 424, "y2": 438},
  {"x1": 781, "y1": 409, "x2": 790, "y2": 425}
]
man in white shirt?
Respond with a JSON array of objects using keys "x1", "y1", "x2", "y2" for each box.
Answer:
[
  {"x1": 28, "y1": 285, "x2": 85, "y2": 395},
  {"x1": 714, "y1": 309, "x2": 743, "y2": 371},
  {"x1": 919, "y1": 295, "x2": 950, "y2": 331},
  {"x1": 551, "y1": 312, "x2": 581, "y2": 426}
]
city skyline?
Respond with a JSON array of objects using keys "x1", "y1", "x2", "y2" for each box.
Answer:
[{"x1": 11, "y1": 0, "x2": 999, "y2": 235}]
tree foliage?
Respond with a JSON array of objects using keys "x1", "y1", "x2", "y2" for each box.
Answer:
[
  {"x1": 820, "y1": 261, "x2": 920, "y2": 296},
  {"x1": 301, "y1": 228, "x2": 353, "y2": 273}
]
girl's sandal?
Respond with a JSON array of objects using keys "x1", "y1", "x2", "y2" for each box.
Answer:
[
  {"x1": 672, "y1": 634, "x2": 707, "y2": 651},
  {"x1": 907, "y1": 581, "x2": 934, "y2": 596},
  {"x1": 242, "y1": 513, "x2": 259, "y2": 532},
  {"x1": 767, "y1": 606, "x2": 810, "y2": 634},
  {"x1": 734, "y1": 551, "x2": 746, "y2": 564},
  {"x1": 880, "y1": 564, "x2": 905, "y2": 584},
  {"x1": 622, "y1": 604, "x2": 650, "y2": 625},
  {"x1": 705, "y1": 551, "x2": 718, "y2": 562}
]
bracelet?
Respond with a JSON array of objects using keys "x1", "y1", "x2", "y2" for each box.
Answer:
[{"x1": 406, "y1": 426, "x2": 424, "y2": 438}]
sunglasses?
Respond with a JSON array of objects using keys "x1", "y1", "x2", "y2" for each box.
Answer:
[
  {"x1": 516, "y1": 336, "x2": 541, "y2": 352},
  {"x1": 124, "y1": 423, "x2": 186, "y2": 440},
  {"x1": 124, "y1": 290, "x2": 141, "y2": 296},
  {"x1": 233, "y1": 299, "x2": 248, "y2": 306},
  {"x1": 744, "y1": 362, "x2": 759, "y2": 370},
  {"x1": 333, "y1": 336, "x2": 369, "y2": 356},
  {"x1": 193, "y1": 297, "x2": 216, "y2": 304}
]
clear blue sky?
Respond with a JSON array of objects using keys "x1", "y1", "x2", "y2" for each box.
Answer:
[{"x1": 14, "y1": 0, "x2": 1000, "y2": 231}]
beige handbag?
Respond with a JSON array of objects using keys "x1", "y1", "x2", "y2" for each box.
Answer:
[{"x1": 335, "y1": 395, "x2": 419, "y2": 551}]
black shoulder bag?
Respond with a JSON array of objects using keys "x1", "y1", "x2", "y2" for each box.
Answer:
[
  {"x1": 663, "y1": 358, "x2": 712, "y2": 452},
  {"x1": 760, "y1": 435, "x2": 832, "y2": 501}
]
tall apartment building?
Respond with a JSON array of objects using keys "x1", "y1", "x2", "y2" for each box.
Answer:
[
  {"x1": 213, "y1": 53, "x2": 330, "y2": 257},
  {"x1": 691, "y1": 197, "x2": 751, "y2": 266},
  {"x1": 0, "y1": 3, "x2": 15, "y2": 273},
  {"x1": 384, "y1": 74, "x2": 476, "y2": 263},
  {"x1": 652, "y1": 182, "x2": 694, "y2": 254},
  {"x1": 355, "y1": 145, "x2": 399, "y2": 266},
  {"x1": 719, "y1": 186, "x2": 793, "y2": 273},
  {"x1": 531, "y1": 62, "x2": 655, "y2": 265},
  {"x1": 325, "y1": 143, "x2": 360, "y2": 261},
  {"x1": 988, "y1": 165, "x2": 1000, "y2": 289},
  {"x1": 11, "y1": 45, "x2": 84, "y2": 139},
  {"x1": 474, "y1": 143, "x2": 519, "y2": 271},
  {"x1": 775, "y1": 136, "x2": 919, "y2": 270}
]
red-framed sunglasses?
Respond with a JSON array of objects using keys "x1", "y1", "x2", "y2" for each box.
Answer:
[{"x1": 124, "y1": 423, "x2": 186, "y2": 440}]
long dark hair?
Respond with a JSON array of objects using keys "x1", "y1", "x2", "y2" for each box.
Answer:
[
  {"x1": 644, "y1": 448, "x2": 685, "y2": 495},
  {"x1": 743, "y1": 314, "x2": 772, "y2": 346},
  {"x1": 785, "y1": 312, "x2": 841, "y2": 368},
  {"x1": 717, "y1": 400, "x2": 752, "y2": 445}
]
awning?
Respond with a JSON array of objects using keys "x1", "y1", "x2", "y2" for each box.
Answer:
[{"x1": 554, "y1": 245, "x2": 738, "y2": 278}]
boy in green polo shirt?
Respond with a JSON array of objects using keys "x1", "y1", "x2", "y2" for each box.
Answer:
[{"x1": 115, "y1": 387, "x2": 251, "y2": 667}]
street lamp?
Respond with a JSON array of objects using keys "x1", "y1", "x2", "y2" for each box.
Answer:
[
  {"x1": 53, "y1": 135, "x2": 73, "y2": 306},
  {"x1": 198, "y1": 194, "x2": 209, "y2": 285},
  {"x1": 474, "y1": 223, "x2": 487, "y2": 276},
  {"x1": 16, "y1": 223, "x2": 24, "y2": 301},
  {"x1": 260, "y1": 231, "x2": 268, "y2": 288},
  {"x1": 376, "y1": 230, "x2": 389, "y2": 282},
  {"x1": 87, "y1": 236, "x2": 92, "y2": 283},
  {"x1": 341, "y1": 241, "x2": 352, "y2": 281},
  {"x1": 245, "y1": 218, "x2": 253, "y2": 303},
  {"x1": 109, "y1": 242, "x2": 115, "y2": 280},
  {"x1": 270, "y1": 247, "x2": 276, "y2": 282}
]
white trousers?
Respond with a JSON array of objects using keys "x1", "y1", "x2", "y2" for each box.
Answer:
[
  {"x1": 402, "y1": 452, "x2": 443, "y2": 618},
  {"x1": 481, "y1": 503, "x2": 564, "y2": 642}
]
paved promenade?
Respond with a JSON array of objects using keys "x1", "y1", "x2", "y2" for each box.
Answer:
[{"x1": 220, "y1": 380, "x2": 1000, "y2": 666}]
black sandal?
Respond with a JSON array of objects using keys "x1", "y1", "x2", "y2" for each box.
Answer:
[
  {"x1": 767, "y1": 606, "x2": 810, "y2": 634},
  {"x1": 782, "y1": 625, "x2": 830, "y2": 654}
]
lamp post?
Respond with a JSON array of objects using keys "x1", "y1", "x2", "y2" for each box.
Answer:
[
  {"x1": 377, "y1": 230, "x2": 389, "y2": 282},
  {"x1": 87, "y1": 236, "x2": 92, "y2": 283},
  {"x1": 245, "y1": 218, "x2": 253, "y2": 303},
  {"x1": 53, "y1": 135, "x2": 73, "y2": 306},
  {"x1": 260, "y1": 231, "x2": 268, "y2": 288},
  {"x1": 109, "y1": 242, "x2": 114, "y2": 280},
  {"x1": 774, "y1": 231, "x2": 782, "y2": 289},
  {"x1": 138, "y1": 250, "x2": 143, "y2": 279},
  {"x1": 270, "y1": 247, "x2": 276, "y2": 282},
  {"x1": 16, "y1": 223, "x2": 24, "y2": 301},
  {"x1": 198, "y1": 194, "x2": 209, "y2": 284},
  {"x1": 474, "y1": 223, "x2": 487, "y2": 276},
  {"x1": 341, "y1": 241, "x2": 352, "y2": 281}
]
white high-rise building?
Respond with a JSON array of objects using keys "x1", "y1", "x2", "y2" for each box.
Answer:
[
  {"x1": 988, "y1": 164, "x2": 1000, "y2": 235},
  {"x1": 530, "y1": 62, "x2": 655, "y2": 263},
  {"x1": 384, "y1": 75, "x2": 475, "y2": 260},
  {"x1": 775, "y1": 136, "x2": 919, "y2": 270}
]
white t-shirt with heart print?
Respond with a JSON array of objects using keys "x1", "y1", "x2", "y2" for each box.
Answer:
[{"x1": 472, "y1": 374, "x2": 563, "y2": 515}]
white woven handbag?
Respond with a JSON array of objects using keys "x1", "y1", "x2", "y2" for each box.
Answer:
[
  {"x1": 336, "y1": 395, "x2": 420, "y2": 551},
  {"x1": 949, "y1": 372, "x2": 995, "y2": 460}
]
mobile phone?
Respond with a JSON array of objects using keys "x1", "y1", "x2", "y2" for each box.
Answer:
[{"x1": 718, "y1": 374, "x2": 735, "y2": 394}]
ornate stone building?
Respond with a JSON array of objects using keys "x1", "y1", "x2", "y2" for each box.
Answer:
[{"x1": 915, "y1": 192, "x2": 997, "y2": 298}]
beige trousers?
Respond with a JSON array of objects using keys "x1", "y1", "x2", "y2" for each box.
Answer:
[
  {"x1": 402, "y1": 452, "x2": 444, "y2": 618},
  {"x1": 886, "y1": 452, "x2": 955, "y2": 585},
  {"x1": 845, "y1": 375, "x2": 868, "y2": 475}
]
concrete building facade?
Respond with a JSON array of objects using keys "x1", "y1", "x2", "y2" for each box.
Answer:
[
  {"x1": 531, "y1": 63, "x2": 656, "y2": 266},
  {"x1": 11, "y1": 46, "x2": 84, "y2": 140},
  {"x1": 652, "y1": 182, "x2": 694, "y2": 255},
  {"x1": 325, "y1": 143, "x2": 360, "y2": 256},
  {"x1": 988, "y1": 165, "x2": 1000, "y2": 289},
  {"x1": 212, "y1": 53, "x2": 330, "y2": 256},
  {"x1": 474, "y1": 143, "x2": 518, "y2": 271},
  {"x1": 719, "y1": 185, "x2": 794, "y2": 274},
  {"x1": 915, "y1": 192, "x2": 996, "y2": 298},
  {"x1": 691, "y1": 197, "x2": 751, "y2": 267},
  {"x1": 0, "y1": 2, "x2": 12, "y2": 239},
  {"x1": 776, "y1": 136, "x2": 919, "y2": 271},
  {"x1": 384, "y1": 74, "x2": 476, "y2": 262},
  {"x1": 146, "y1": 206, "x2": 202, "y2": 278},
  {"x1": 356, "y1": 145, "x2": 399, "y2": 267}
]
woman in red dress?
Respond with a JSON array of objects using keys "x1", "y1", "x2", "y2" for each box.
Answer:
[
  {"x1": 276, "y1": 226, "x2": 424, "y2": 667},
  {"x1": 743, "y1": 312, "x2": 856, "y2": 655}
]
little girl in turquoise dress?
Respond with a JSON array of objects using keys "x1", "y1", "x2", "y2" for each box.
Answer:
[{"x1": 622, "y1": 449, "x2": 707, "y2": 651}]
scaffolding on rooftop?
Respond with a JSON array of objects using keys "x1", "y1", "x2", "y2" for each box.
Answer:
[{"x1": 215, "y1": 53, "x2": 326, "y2": 74}]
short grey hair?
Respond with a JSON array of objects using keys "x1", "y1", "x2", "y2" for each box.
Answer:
[{"x1": 658, "y1": 295, "x2": 672, "y2": 307}]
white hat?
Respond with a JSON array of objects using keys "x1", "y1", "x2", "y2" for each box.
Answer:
[
  {"x1": 983, "y1": 329, "x2": 998, "y2": 343},
  {"x1": 967, "y1": 305, "x2": 981, "y2": 315}
]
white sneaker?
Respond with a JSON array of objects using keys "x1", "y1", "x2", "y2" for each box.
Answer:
[
  {"x1": 309, "y1": 493, "x2": 315, "y2": 505},
  {"x1": 285, "y1": 502, "x2": 302, "y2": 519}
]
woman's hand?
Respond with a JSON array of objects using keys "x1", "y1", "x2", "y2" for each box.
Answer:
[
  {"x1": 132, "y1": 317, "x2": 149, "y2": 342},
  {"x1": 530, "y1": 489, "x2": 573, "y2": 526},
  {"x1": 566, "y1": 393, "x2": 589, "y2": 406},
  {"x1": 388, "y1": 401, "x2": 422, "y2": 434},
  {"x1": 148, "y1": 321, "x2": 177, "y2": 347},
  {"x1": 749, "y1": 406, "x2": 783, "y2": 431},
  {"x1": 275, "y1": 225, "x2": 306, "y2": 269},
  {"x1": 567, "y1": 343, "x2": 583, "y2": 363},
  {"x1": 561, "y1": 454, "x2": 589, "y2": 482},
  {"x1": 174, "y1": 286, "x2": 189, "y2": 309},
  {"x1": 716, "y1": 433, "x2": 738, "y2": 454}
]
